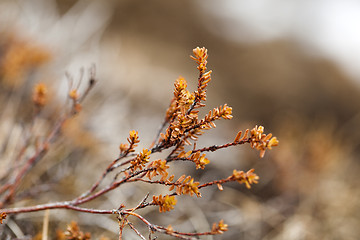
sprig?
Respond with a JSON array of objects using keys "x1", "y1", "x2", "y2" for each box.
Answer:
[{"x1": 0, "y1": 47, "x2": 278, "y2": 240}]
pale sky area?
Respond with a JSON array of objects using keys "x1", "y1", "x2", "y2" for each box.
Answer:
[{"x1": 202, "y1": 0, "x2": 360, "y2": 83}]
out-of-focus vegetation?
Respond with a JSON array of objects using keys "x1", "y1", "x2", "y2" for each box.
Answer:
[{"x1": 0, "y1": 1, "x2": 359, "y2": 239}]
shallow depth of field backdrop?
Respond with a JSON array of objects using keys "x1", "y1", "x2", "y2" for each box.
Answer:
[{"x1": 0, "y1": 0, "x2": 360, "y2": 239}]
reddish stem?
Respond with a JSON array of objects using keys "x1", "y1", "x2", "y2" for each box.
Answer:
[{"x1": 193, "y1": 138, "x2": 250, "y2": 153}]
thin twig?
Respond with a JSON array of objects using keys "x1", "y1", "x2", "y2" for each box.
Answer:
[
  {"x1": 193, "y1": 139, "x2": 251, "y2": 153},
  {"x1": 127, "y1": 219, "x2": 147, "y2": 240}
]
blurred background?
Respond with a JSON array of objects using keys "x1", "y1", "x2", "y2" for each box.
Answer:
[{"x1": 0, "y1": 0, "x2": 360, "y2": 239}]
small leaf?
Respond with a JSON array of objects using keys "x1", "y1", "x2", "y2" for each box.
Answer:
[{"x1": 234, "y1": 131, "x2": 242, "y2": 142}]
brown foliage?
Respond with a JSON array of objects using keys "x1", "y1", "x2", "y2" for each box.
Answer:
[{"x1": 0, "y1": 46, "x2": 278, "y2": 239}]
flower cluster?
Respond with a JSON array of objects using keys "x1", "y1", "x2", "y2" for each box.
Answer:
[
  {"x1": 120, "y1": 130, "x2": 140, "y2": 153},
  {"x1": 250, "y1": 125, "x2": 279, "y2": 158},
  {"x1": 130, "y1": 148, "x2": 151, "y2": 171},
  {"x1": 190, "y1": 151, "x2": 210, "y2": 169},
  {"x1": 176, "y1": 150, "x2": 210, "y2": 169},
  {"x1": 190, "y1": 47, "x2": 208, "y2": 74},
  {"x1": 191, "y1": 47, "x2": 211, "y2": 105},
  {"x1": 32, "y1": 83, "x2": 48, "y2": 107},
  {"x1": 69, "y1": 89, "x2": 79, "y2": 101},
  {"x1": 163, "y1": 77, "x2": 199, "y2": 142},
  {"x1": 152, "y1": 194, "x2": 177, "y2": 212},
  {"x1": 169, "y1": 175, "x2": 201, "y2": 197},
  {"x1": 174, "y1": 77, "x2": 195, "y2": 111},
  {"x1": 230, "y1": 169, "x2": 259, "y2": 189},
  {"x1": 146, "y1": 159, "x2": 169, "y2": 180},
  {"x1": 211, "y1": 220, "x2": 228, "y2": 234},
  {"x1": 198, "y1": 104, "x2": 233, "y2": 129}
]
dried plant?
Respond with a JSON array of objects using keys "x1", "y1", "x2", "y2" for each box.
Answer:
[{"x1": 0, "y1": 47, "x2": 278, "y2": 239}]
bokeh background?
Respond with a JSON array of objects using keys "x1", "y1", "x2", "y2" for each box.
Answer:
[{"x1": 1, "y1": 0, "x2": 360, "y2": 239}]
